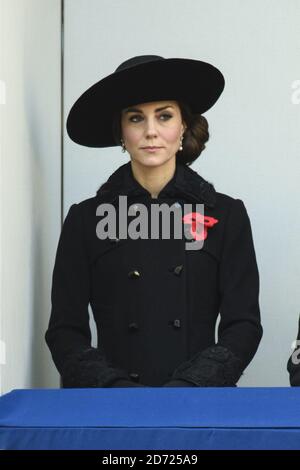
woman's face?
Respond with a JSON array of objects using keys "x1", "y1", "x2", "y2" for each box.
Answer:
[{"x1": 120, "y1": 100, "x2": 186, "y2": 168}]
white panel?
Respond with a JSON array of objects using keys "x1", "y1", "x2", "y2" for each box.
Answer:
[
  {"x1": 64, "y1": 0, "x2": 300, "y2": 386},
  {"x1": 0, "y1": 0, "x2": 62, "y2": 393}
]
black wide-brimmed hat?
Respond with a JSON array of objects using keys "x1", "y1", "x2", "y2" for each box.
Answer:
[{"x1": 66, "y1": 55, "x2": 225, "y2": 148}]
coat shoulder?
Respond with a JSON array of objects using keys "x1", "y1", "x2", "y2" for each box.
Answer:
[
  {"x1": 214, "y1": 191, "x2": 241, "y2": 210},
  {"x1": 71, "y1": 195, "x2": 101, "y2": 217},
  {"x1": 184, "y1": 164, "x2": 243, "y2": 211},
  {"x1": 212, "y1": 192, "x2": 251, "y2": 231}
]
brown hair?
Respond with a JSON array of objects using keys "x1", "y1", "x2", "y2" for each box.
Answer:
[{"x1": 112, "y1": 100, "x2": 209, "y2": 166}]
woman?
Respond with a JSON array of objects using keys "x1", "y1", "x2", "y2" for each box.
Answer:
[{"x1": 45, "y1": 55, "x2": 263, "y2": 388}]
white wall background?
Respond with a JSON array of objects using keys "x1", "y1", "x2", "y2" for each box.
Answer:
[
  {"x1": 0, "y1": 0, "x2": 61, "y2": 394},
  {"x1": 64, "y1": 0, "x2": 300, "y2": 387}
]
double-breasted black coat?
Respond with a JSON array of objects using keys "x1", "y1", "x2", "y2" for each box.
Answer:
[{"x1": 45, "y1": 160, "x2": 263, "y2": 387}]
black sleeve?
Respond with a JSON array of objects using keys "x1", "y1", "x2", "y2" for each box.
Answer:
[
  {"x1": 45, "y1": 203, "x2": 131, "y2": 388},
  {"x1": 287, "y1": 315, "x2": 300, "y2": 386},
  {"x1": 216, "y1": 199, "x2": 263, "y2": 371},
  {"x1": 168, "y1": 199, "x2": 263, "y2": 387}
]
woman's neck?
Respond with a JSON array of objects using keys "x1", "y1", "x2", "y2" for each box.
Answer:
[{"x1": 130, "y1": 158, "x2": 176, "y2": 199}]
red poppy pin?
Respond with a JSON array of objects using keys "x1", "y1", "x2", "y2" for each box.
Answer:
[{"x1": 182, "y1": 212, "x2": 219, "y2": 241}]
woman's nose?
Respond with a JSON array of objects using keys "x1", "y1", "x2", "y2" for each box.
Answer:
[{"x1": 144, "y1": 117, "x2": 158, "y2": 137}]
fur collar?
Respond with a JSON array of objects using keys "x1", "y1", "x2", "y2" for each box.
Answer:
[{"x1": 96, "y1": 161, "x2": 216, "y2": 208}]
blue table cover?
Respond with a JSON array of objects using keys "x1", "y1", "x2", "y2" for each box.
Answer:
[{"x1": 0, "y1": 387, "x2": 299, "y2": 449}]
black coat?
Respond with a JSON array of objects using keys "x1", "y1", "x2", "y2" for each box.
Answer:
[{"x1": 45, "y1": 161, "x2": 263, "y2": 387}]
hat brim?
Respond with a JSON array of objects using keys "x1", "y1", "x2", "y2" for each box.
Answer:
[{"x1": 66, "y1": 58, "x2": 225, "y2": 148}]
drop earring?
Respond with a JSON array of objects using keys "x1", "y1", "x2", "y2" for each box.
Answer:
[{"x1": 179, "y1": 134, "x2": 184, "y2": 151}]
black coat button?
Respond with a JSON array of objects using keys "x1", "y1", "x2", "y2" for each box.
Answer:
[
  {"x1": 128, "y1": 270, "x2": 141, "y2": 279},
  {"x1": 129, "y1": 372, "x2": 140, "y2": 382},
  {"x1": 168, "y1": 319, "x2": 181, "y2": 329},
  {"x1": 128, "y1": 322, "x2": 139, "y2": 332},
  {"x1": 169, "y1": 265, "x2": 183, "y2": 276}
]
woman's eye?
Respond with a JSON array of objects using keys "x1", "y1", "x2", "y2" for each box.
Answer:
[
  {"x1": 129, "y1": 115, "x2": 142, "y2": 122},
  {"x1": 159, "y1": 113, "x2": 172, "y2": 120},
  {"x1": 129, "y1": 113, "x2": 173, "y2": 123}
]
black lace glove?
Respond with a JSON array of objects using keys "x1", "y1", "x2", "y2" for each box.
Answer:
[
  {"x1": 61, "y1": 347, "x2": 131, "y2": 388},
  {"x1": 169, "y1": 345, "x2": 243, "y2": 387}
]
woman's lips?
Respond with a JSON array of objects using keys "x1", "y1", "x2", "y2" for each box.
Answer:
[{"x1": 141, "y1": 147, "x2": 163, "y2": 152}]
